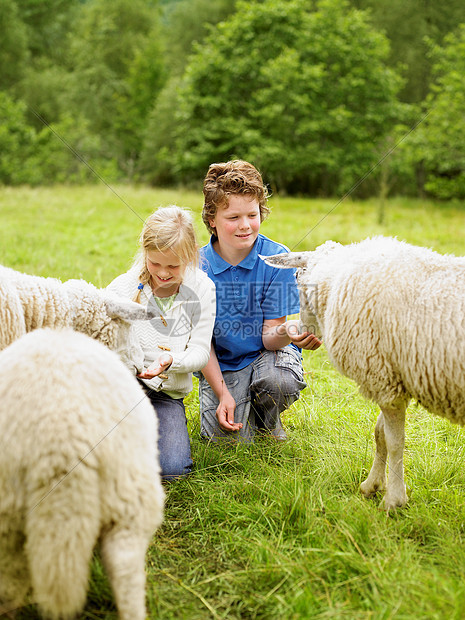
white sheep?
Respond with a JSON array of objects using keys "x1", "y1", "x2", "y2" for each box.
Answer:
[
  {"x1": 263, "y1": 236, "x2": 465, "y2": 511},
  {"x1": 0, "y1": 265, "x2": 157, "y2": 373},
  {"x1": 0, "y1": 328, "x2": 164, "y2": 619}
]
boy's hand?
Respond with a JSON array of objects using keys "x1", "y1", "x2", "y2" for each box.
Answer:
[
  {"x1": 216, "y1": 393, "x2": 243, "y2": 432},
  {"x1": 291, "y1": 332, "x2": 322, "y2": 350},
  {"x1": 285, "y1": 319, "x2": 322, "y2": 351}
]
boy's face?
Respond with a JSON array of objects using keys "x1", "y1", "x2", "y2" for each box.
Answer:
[{"x1": 209, "y1": 195, "x2": 261, "y2": 252}]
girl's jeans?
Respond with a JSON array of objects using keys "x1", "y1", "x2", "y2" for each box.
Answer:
[
  {"x1": 198, "y1": 345, "x2": 307, "y2": 443},
  {"x1": 138, "y1": 382, "x2": 193, "y2": 480}
]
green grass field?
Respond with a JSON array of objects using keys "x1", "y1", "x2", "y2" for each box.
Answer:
[{"x1": 2, "y1": 185, "x2": 465, "y2": 619}]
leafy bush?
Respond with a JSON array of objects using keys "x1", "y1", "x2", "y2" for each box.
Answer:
[
  {"x1": 30, "y1": 115, "x2": 120, "y2": 185},
  {"x1": 150, "y1": 0, "x2": 403, "y2": 194},
  {"x1": 0, "y1": 96, "x2": 119, "y2": 186},
  {"x1": 407, "y1": 25, "x2": 465, "y2": 200},
  {"x1": 0, "y1": 92, "x2": 38, "y2": 185}
]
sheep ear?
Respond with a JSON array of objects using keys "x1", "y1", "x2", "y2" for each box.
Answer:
[
  {"x1": 103, "y1": 295, "x2": 158, "y2": 321},
  {"x1": 259, "y1": 252, "x2": 310, "y2": 269}
]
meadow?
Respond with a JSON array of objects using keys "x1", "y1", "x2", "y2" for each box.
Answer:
[{"x1": 2, "y1": 185, "x2": 465, "y2": 619}]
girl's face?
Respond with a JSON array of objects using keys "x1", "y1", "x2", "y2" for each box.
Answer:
[
  {"x1": 146, "y1": 248, "x2": 185, "y2": 296},
  {"x1": 209, "y1": 195, "x2": 261, "y2": 255}
]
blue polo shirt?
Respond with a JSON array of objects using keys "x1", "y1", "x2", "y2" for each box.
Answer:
[{"x1": 199, "y1": 234, "x2": 300, "y2": 372}]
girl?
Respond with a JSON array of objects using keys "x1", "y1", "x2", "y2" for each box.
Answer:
[{"x1": 108, "y1": 206, "x2": 216, "y2": 479}]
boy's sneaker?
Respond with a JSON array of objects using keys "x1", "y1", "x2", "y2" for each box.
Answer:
[{"x1": 270, "y1": 427, "x2": 288, "y2": 441}]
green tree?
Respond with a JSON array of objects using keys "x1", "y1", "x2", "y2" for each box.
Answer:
[
  {"x1": 12, "y1": 0, "x2": 81, "y2": 127},
  {"x1": 17, "y1": 64, "x2": 74, "y2": 128},
  {"x1": 0, "y1": 92, "x2": 37, "y2": 184},
  {"x1": 0, "y1": 0, "x2": 29, "y2": 89},
  {"x1": 160, "y1": 0, "x2": 403, "y2": 194},
  {"x1": 13, "y1": 0, "x2": 81, "y2": 60},
  {"x1": 409, "y1": 25, "x2": 465, "y2": 200},
  {"x1": 67, "y1": 0, "x2": 165, "y2": 175},
  {"x1": 139, "y1": 76, "x2": 183, "y2": 185},
  {"x1": 30, "y1": 114, "x2": 119, "y2": 185},
  {"x1": 351, "y1": 0, "x2": 465, "y2": 103},
  {"x1": 161, "y1": 0, "x2": 238, "y2": 75},
  {"x1": 140, "y1": 0, "x2": 238, "y2": 184}
]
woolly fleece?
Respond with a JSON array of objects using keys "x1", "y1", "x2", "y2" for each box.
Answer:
[
  {"x1": 0, "y1": 329, "x2": 164, "y2": 619},
  {"x1": 0, "y1": 265, "x2": 158, "y2": 373},
  {"x1": 264, "y1": 236, "x2": 465, "y2": 510}
]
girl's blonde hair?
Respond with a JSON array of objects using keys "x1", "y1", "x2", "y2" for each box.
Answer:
[{"x1": 133, "y1": 206, "x2": 199, "y2": 302}]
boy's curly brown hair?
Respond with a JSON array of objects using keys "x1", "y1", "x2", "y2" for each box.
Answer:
[{"x1": 202, "y1": 160, "x2": 270, "y2": 235}]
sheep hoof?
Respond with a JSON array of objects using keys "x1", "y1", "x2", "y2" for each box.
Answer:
[
  {"x1": 360, "y1": 477, "x2": 386, "y2": 498},
  {"x1": 379, "y1": 490, "x2": 408, "y2": 513}
]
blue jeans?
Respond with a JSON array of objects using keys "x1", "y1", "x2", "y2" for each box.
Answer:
[
  {"x1": 198, "y1": 345, "x2": 307, "y2": 443},
  {"x1": 138, "y1": 382, "x2": 193, "y2": 480}
]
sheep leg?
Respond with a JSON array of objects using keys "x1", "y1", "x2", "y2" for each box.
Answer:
[
  {"x1": 100, "y1": 528, "x2": 148, "y2": 620},
  {"x1": 0, "y1": 521, "x2": 30, "y2": 612},
  {"x1": 25, "y1": 471, "x2": 100, "y2": 619},
  {"x1": 379, "y1": 405, "x2": 408, "y2": 511},
  {"x1": 360, "y1": 412, "x2": 388, "y2": 497}
]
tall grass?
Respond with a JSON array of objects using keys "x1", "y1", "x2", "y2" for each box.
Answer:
[{"x1": 2, "y1": 186, "x2": 465, "y2": 619}]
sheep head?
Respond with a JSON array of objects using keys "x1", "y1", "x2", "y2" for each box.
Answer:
[
  {"x1": 101, "y1": 292, "x2": 160, "y2": 375},
  {"x1": 261, "y1": 251, "x2": 322, "y2": 338},
  {"x1": 63, "y1": 280, "x2": 158, "y2": 374},
  {"x1": 102, "y1": 292, "x2": 159, "y2": 322}
]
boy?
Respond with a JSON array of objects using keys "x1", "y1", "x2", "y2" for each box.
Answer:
[{"x1": 198, "y1": 160, "x2": 321, "y2": 442}]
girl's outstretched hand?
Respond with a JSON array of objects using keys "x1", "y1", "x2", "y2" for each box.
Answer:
[{"x1": 138, "y1": 353, "x2": 173, "y2": 379}]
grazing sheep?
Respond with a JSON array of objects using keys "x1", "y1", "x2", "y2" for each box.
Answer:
[
  {"x1": 0, "y1": 328, "x2": 164, "y2": 620},
  {"x1": 0, "y1": 265, "x2": 158, "y2": 373},
  {"x1": 263, "y1": 236, "x2": 465, "y2": 511}
]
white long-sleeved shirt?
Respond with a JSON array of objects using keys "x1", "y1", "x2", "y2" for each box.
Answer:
[{"x1": 107, "y1": 265, "x2": 216, "y2": 398}]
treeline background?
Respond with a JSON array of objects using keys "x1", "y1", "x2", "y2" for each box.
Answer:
[{"x1": 1, "y1": 0, "x2": 465, "y2": 199}]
